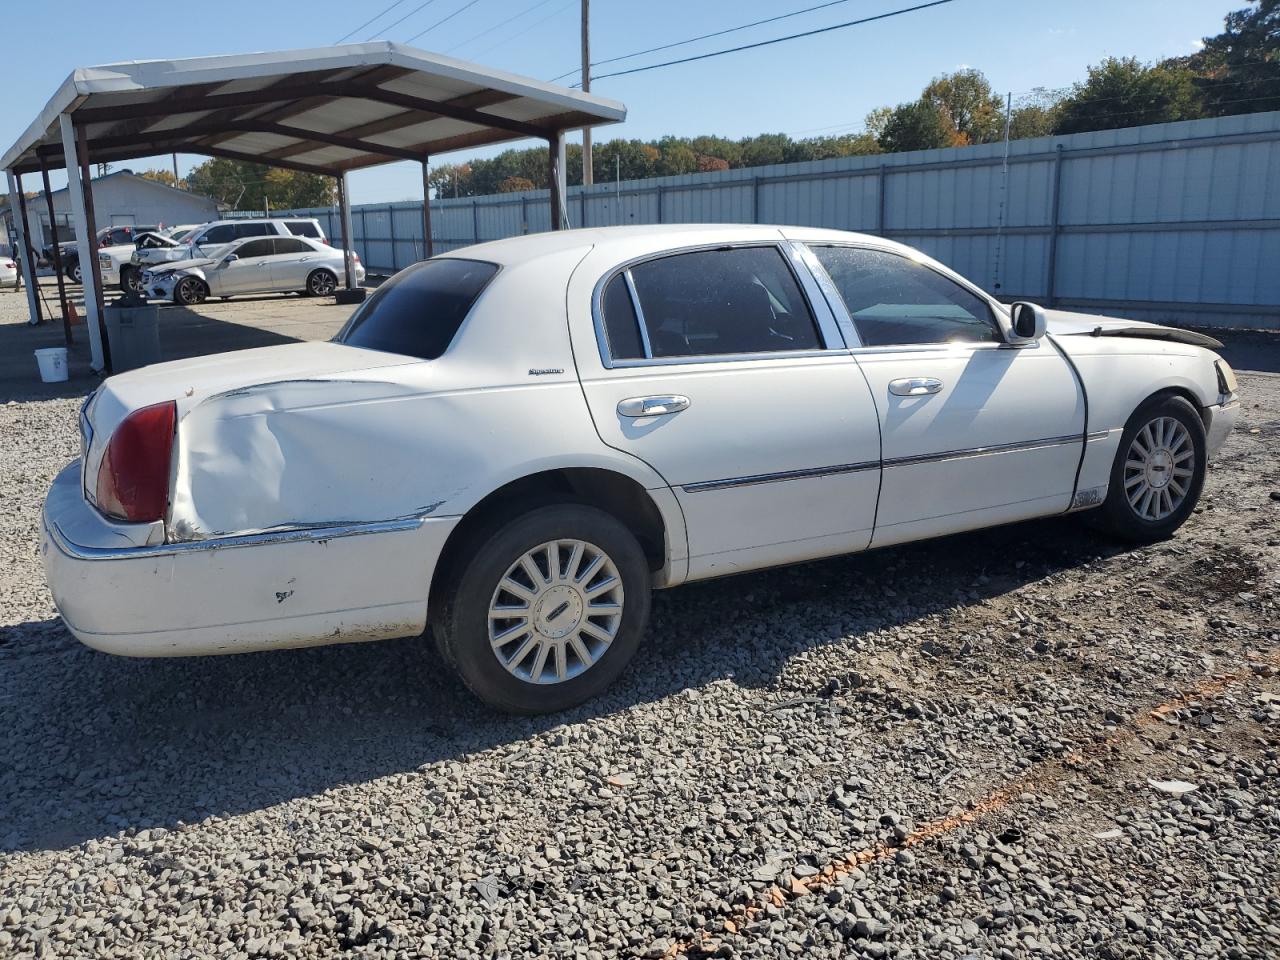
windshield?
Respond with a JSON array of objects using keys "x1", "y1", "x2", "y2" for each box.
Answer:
[{"x1": 334, "y1": 258, "x2": 498, "y2": 360}]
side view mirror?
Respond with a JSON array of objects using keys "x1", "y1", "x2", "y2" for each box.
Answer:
[
  {"x1": 1008, "y1": 301, "x2": 1047, "y2": 343},
  {"x1": 221, "y1": 254, "x2": 239, "y2": 266}
]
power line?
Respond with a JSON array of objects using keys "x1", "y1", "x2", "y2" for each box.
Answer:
[
  {"x1": 469, "y1": 0, "x2": 576, "y2": 59},
  {"x1": 368, "y1": 0, "x2": 444, "y2": 40},
  {"x1": 446, "y1": 0, "x2": 561, "y2": 53},
  {"x1": 405, "y1": 0, "x2": 486, "y2": 44},
  {"x1": 589, "y1": 0, "x2": 959, "y2": 82},
  {"x1": 335, "y1": 0, "x2": 411, "y2": 44},
  {"x1": 549, "y1": 0, "x2": 866, "y2": 83}
]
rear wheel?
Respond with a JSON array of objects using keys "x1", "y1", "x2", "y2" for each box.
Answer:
[
  {"x1": 1095, "y1": 394, "x2": 1206, "y2": 543},
  {"x1": 173, "y1": 276, "x2": 208, "y2": 306},
  {"x1": 68, "y1": 260, "x2": 82, "y2": 284},
  {"x1": 430, "y1": 503, "x2": 651, "y2": 714},
  {"x1": 305, "y1": 269, "x2": 337, "y2": 297}
]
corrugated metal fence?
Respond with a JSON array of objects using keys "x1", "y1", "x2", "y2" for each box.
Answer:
[{"x1": 283, "y1": 111, "x2": 1280, "y2": 329}]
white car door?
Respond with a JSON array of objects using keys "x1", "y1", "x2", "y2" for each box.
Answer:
[
  {"x1": 805, "y1": 243, "x2": 1085, "y2": 548},
  {"x1": 267, "y1": 237, "x2": 316, "y2": 291},
  {"x1": 569, "y1": 241, "x2": 882, "y2": 580},
  {"x1": 210, "y1": 238, "x2": 276, "y2": 295}
]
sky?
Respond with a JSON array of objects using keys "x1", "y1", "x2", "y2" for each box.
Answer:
[{"x1": 3, "y1": 0, "x2": 1236, "y2": 205}]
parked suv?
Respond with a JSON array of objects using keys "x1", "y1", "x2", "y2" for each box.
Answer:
[{"x1": 183, "y1": 218, "x2": 327, "y2": 260}]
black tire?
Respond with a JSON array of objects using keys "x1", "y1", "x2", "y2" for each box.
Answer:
[
  {"x1": 305, "y1": 269, "x2": 338, "y2": 297},
  {"x1": 430, "y1": 503, "x2": 651, "y2": 714},
  {"x1": 1094, "y1": 394, "x2": 1206, "y2": 543},
  {"x1": 120, "y1": 266, "x2": 143, "y2": 295},
  {"x1": 173, "y1": 276, "x2": 208, "y2": 306},
  {"x1": 68, "y1": 260, "x2": 82, "y2": 284}
]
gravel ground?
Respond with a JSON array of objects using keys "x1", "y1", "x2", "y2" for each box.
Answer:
[{"x1": 1, "y1": 297, "x2": 1277, "y2": 958}]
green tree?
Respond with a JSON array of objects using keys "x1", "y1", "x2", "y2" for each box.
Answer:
[
  {"x1": 137, "y1": 168, "x2": 184, "y2": 189},
  {"x1": 655, "y1": 137, "x2": 698, "y2": 176},
  {"x1": 184, "y1": 158, "x2": 334, "y2": 210},
  {"x1": 1053, "y1": 57, "x2": 1204, "y2": 134},
  {"x1": 878, "y1": 100, "x2": 955, "y2": 152},
  {"x1": 922, "y1": 68, "x2": 1006, "y2": 144},
  {"x1": 1187, "y1": 0, "x2": 1280, "y2": 116},
  {"x1": 739, "y1": 133, "x2": 792, "y2": 167},
  {"x1": 863, "y1": 107, "x2": 894, "y2": 142}
]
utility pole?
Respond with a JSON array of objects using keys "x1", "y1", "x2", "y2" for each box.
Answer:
[
  {"x1": 172, "y1": 153, "x2": 180, "y2": 185},
  {"x1": 581, "y1": 0, "x2": 593, "y2": 186}
]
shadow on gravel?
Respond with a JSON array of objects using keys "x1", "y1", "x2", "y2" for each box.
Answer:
[{"x1": 0, "y1": 515, "x2": 1130, "y2": 854}]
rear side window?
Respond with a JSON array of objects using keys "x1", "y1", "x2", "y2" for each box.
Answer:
[
  {"x1": 335, "y1": 258, "x2": 498, "y2": 360},
  {"x1": 273, "y1": 237, "x2": 311, "y2": 255},
  {"x1": 625, "y1": 246, "x2": 821, "y2": 359},
  {"x1": 600, "y1": 274, "x2": 645, "y2": 360},
  {"x1": 235, "y1": 222, "x2": 274, "y2": 239},
  {"x1": 808, "y1": 245, "x2": 998, "y2": 346},
  {"x1": 286, "y1": 220, "x2": 322, "y2": 238}
]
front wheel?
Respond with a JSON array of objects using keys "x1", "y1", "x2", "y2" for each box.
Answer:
[
  {"x1": 68, "y1": 260, "x2": 82, "y2": 284},
  {"x1": 1094, "y1": 394, "x2": 1206, "y2": 543},
  {"x1": 431, "y1": 504, "x2": 651, "y2": 714},
  {"x1": 173, "y1": 276, "x2": 208, "y2": 306},
  {"x1": 120, "y1": 266, "x2": 143, "y2": 295}
]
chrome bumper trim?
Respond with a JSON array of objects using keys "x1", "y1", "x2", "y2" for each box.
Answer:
[{"x1": 47, "y1": 513, "x2": 427, "y2": 562}]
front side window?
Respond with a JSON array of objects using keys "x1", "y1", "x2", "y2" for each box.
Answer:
[
  {"x1": 199, "y1": 224, "x2": 237, "y2": 245},
  {"x1": 335, "y1": 258, "x2": 498, "y2": 360},
  {"x1": 286, "y1": 221, "x2": 322, "y2": 238},
  {"x1": 617, "y1": 246, "x2": 821, "y2": 360},
  {"x1": 808, "y1": 245, "x2": 998, "y2": 346}
]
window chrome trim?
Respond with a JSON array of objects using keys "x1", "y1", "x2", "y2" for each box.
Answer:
[
  {"x1": 590, "y1": 240, "x2": 845, "y2": 370},
  {"x1": 788, "y1": 241, "x2": 860, "y2": 348},
  {"x1": 621, "y1": 269, "x2": 654, "y2": 360},
  {"x1": 47, "y1": 513, "x2": 430, "y2": 562}
]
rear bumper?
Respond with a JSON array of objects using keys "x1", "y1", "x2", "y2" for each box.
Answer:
[
  {"x1": 41, "y1": 461, "x2": 457, "y2": 656},
  {"x1": 1205, "y1": 397, "x2": 1240, "y2": 460}
]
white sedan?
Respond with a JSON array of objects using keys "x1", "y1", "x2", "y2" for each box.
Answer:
[
  {"x1": 142, "y1": 235, "x2": 362, "y2": 304},
  {"x1": 42, "y1": 225, "x2": 1239, "y2": 713}
]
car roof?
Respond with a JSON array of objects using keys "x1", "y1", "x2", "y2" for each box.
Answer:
[{"x1": 444, "y1": 223, "x2": 910, "y2": 267}]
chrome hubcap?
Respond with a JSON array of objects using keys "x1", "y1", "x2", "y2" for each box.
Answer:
[
  {"x1": 488, "y1": 539, "x2": 624, "y2": 685},
  {"x1": 1124, "y1": 416, "x2": 1194, "y2": 521}
]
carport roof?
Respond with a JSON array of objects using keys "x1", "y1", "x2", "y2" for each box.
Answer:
[{"x1": 1, "y1": 42, "x2": 626, "y2": 176}]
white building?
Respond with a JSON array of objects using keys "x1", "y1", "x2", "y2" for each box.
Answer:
[{"x1": 34, "y1": 170, "x2": 219, "y2": 247}]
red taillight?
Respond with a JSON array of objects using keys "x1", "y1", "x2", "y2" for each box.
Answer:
[{"x1": 95, "y1": 401, "x2": 176, "y2": 522}]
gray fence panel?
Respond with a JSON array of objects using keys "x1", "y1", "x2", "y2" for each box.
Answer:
[{"x1": 272, "y1": 111, "x2": 1280, "y2": 328}]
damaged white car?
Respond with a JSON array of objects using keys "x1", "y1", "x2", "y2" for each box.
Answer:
[{"x1": 43, "y1": 225, "x2": 1240, "y2": 713}]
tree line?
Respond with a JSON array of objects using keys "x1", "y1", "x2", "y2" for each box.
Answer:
[{"x1": 137, "y1": 0, "x2": 1276, "y2": 206}]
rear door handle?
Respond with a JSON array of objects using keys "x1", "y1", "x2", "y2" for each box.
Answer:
[
  {"x1": 889, "y1": 377, "x2": 943, "y2": 397},
  {"x1": 617, "y1": 395, "x2": 690, "y2": 417}
]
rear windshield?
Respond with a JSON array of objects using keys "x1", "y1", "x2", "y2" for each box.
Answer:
[
  {"x1": 334, "y1": 258, "x2": 498, "y2": 360},
  {"x1": 286, "y1": 220, "x2": 322, "y2": 238}
]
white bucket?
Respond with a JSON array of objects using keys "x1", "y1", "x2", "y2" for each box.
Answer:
[{"x1": 34, "y1": 347, "x2": 68, "y2": 383}]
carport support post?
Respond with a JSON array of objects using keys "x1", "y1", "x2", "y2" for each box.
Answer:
[
  {"x1": 58, "y1": 113, "x2": 106, "y2": 372},
  {"x1": 548, "y1": 133, "x2": 567, "y2": 230},
  {"x1": 5, "y1": 172, "x2": 42, "y2": 327},
  {"x1": 336, "y1": 172, "x2": 356, "y2": 290},
  {"x1": 39, "y1": 156, "x2": 73, "y2": 345},
  {"x1": 421, "y1": 159, "x2": 433, "y2": 258}
]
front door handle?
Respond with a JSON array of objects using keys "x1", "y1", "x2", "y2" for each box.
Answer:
[
  {"x1": 617, "y1": 395, "x2": 690, "y2": 417},
  {"x1": 889, "y1": 377, "x2": 943, "y2": 397}
]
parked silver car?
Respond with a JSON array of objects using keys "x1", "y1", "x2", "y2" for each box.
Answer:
[{"x1": 142, "y1": 235, "x2": 362, "y2": 304}]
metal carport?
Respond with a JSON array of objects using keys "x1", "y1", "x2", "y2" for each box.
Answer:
[{"x1": 1, "y1": 42, "x2": 626, "y2": 373}]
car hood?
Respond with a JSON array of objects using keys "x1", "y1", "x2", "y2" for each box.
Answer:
[
  {"x1": 1044, "y1": 309, "x2": 1223, "y2": 348},
  {"x1": 146, "y1": 255, "x2": 218, "y2": 274}
]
